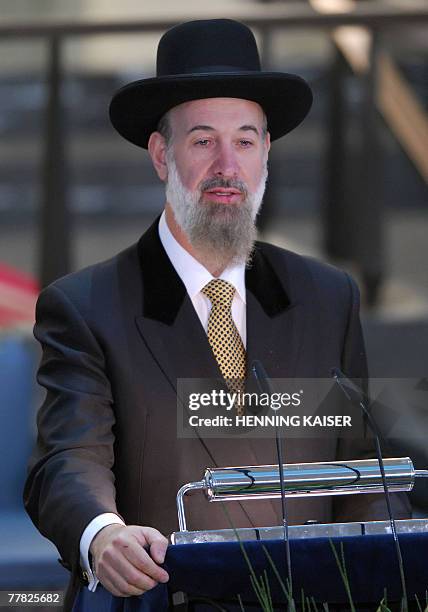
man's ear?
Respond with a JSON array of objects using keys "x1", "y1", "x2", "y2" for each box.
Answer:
[
  {"x1": 148, "y1": 132, "x2": 168, "y2": 181},
  {"x1": 265, "y1": 130, "x2": 271, "y2": 154}
]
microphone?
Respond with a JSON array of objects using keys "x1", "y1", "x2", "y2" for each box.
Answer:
[
  {"x1": 331, "y1": 367, "x2": 408, "y2": 608},
  {"x1": 251, "y1": 360, "x2": 293, "y2": 602}
]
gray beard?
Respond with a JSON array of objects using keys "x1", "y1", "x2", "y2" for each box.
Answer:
[{"x1": 165, "y1": 154, "x2": 267, "y2": 271}]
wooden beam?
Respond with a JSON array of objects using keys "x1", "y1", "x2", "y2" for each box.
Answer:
[
  {"x1": 378, "y1": 53, "x2": 428, "y2": 183},
  {"x1": 310, "y1": 0, "x2": 428, "y2": 183}
]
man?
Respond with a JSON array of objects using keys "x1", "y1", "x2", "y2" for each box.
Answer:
[{"x1": 24, "y1": 18, "x2": 410, "y2": 610}]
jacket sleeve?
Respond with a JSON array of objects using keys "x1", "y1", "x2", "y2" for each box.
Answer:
[
  {"x1": 333, "y1": 273, "x2": 411, "y2": 521},
  {"x1": 23, "y1": 282, "x2": 122, "y2": 580}
]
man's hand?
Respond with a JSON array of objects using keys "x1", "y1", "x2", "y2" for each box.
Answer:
[{"x1": 90, "y1": 524, "x2": 169, "y2": 597}]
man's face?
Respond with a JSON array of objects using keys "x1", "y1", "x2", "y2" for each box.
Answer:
[
  {"x1": 167, "y1": 97, "x2": 269, "y2": 208},
  {"x1": 153, "y1": 98, "x2": 270, "y2": 270}
]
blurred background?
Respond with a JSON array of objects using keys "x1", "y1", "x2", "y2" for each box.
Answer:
[{"x1": 0, "y1": 0, "x2": 427, "y2": 601}]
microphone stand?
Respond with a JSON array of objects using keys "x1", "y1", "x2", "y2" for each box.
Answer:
[
  {"x1": 332, "y1": 367, "x2": 408, "y2": 611},
  {"x1": 252, "y1": 360, "x2": 293, "y2": 606}
]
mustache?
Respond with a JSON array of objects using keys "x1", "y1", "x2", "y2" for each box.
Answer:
[{"x1": 199, "y1": 176, "x2": 248, "y2": 197}]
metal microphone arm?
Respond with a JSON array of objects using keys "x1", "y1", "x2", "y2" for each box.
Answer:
[
  {"x1": 251, "y1": 359, "x2": 292, "y2": 598},
  {"x1": 332, "y1": 367, "x2": 408, "y2": 609}
]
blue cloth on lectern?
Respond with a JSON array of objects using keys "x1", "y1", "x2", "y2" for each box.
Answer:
[
  {"x1": 73, "y1": 533, "x2": 428, "y2": 610},
  {"x1": 165, "y1": 534, "x2": 428, "y2": 603}
]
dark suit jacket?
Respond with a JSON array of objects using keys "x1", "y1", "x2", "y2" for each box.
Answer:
[{"x1": 23, "y1": 218, "x2": 410, "y2": 608}]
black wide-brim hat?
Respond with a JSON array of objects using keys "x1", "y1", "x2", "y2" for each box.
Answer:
[{"x1": 109, "y1": 19, "x2": 313, "y2": 149}]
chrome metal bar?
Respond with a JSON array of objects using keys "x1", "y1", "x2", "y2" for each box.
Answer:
[
  {"x1": 204, "y1": 458, "x2": 414, "y2": 501},
  {"x1": 176, "y1": 480, "x2": 205, "y2": 532}
]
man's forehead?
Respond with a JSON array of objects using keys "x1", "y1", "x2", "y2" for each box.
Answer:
[{"x1": 169, "y1": 97, "x2": 265, "y2": 130}]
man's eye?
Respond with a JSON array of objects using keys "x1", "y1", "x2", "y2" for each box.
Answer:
[
  {"x1": 195, "y1": 139, "x2": 210, "y2": 146},
  {"x1": 240, "y1": 140, "x2": 253, "y2": 147}
]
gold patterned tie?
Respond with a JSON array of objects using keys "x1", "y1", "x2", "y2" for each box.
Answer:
[{"x1": 201, "y1": 279, "x2": 246, "y2": 415}]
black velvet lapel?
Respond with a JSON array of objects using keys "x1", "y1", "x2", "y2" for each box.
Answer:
[
  {"x1": 137, "y1": 216, "x2": 187, "y2": 324},
  {"x1": 246, "y1": 242, "x2": 291, "y2": 317},
  {"x1": 245, "y1": 243, "x2": 305, "y2": 382}
]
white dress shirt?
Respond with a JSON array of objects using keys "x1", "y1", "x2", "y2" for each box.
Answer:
[{"x1": 80, "y1": 211, "x2": 247, "y2": 589}]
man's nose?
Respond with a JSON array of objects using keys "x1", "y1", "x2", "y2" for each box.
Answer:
[{"x1": 210, "y1": 143, "x2": 240, "y2": 178}]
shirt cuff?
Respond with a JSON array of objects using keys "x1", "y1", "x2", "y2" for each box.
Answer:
[{"x1": 79, "y1": 513, "x2": 125, "y2": 592}]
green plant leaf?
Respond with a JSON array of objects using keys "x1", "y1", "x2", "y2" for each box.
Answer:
[
  {"x1": 376, "y1": 597, "x2": 393, "y2": 612},
  {"x1": 237, "y1": 593, "x2": 245, "y2": 612},
  {"x1": 329, "y1": 539, "x2": 356, "y2": 612},
  {"x1": 262, "y1": 543, "x2": 290, "y2": 599}
]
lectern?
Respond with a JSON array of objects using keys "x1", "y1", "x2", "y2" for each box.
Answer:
[{"x1": 73, "y1": 458, "x2": 428, "y2": 611}]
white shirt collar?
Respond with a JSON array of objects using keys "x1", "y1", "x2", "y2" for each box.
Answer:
[{"x1": 158, "y1": 211, "x2": 246, "y2": 303}]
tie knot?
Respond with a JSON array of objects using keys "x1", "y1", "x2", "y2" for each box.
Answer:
[{"x1": 202, "y1": 279, "x2": 235, "y2": 308}]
